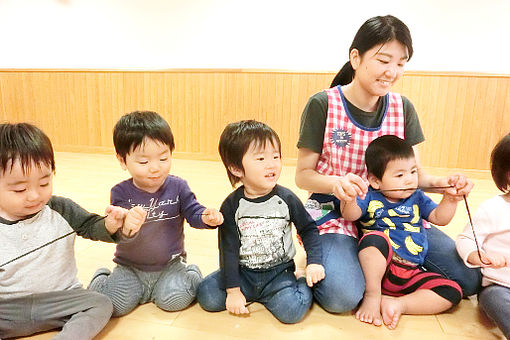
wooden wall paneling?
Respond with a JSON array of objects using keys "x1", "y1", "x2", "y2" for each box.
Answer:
[
  {"x1": 200, "y1": 73, "x2": 212, "y2": 156},
  {"x1": 84, "y1": 73, "x2": 99, "y2": 147},
  {"x1": 171, "y1": 72, "x2": 184, "y2": 154},
  {"x1": 488, "y1": 77, "x2": 509, "y2": 161},
  {"x1": 498, "y1": 78, "x2": 510, "y2": 138},
  {"x1": 50, "y1": 73, "x2": 69, "y2": 147},
  {"x1": 399, "y1": 74, "x2": 423, "y2": 157},
  {"x1": 441, "y1": 76, "x2": 461, "y2": 169},
  {"x1": 471, "y1": 77, "x2": 491, "y2": 170},
  {"x1": 0, "y1": 70, "x2": 508, "y2": 170},
  {"x1": 103, "y1": 72, "x2": 119, "y2": 149},
  {"x1": 279, "y1": 73, "x2": 293, "y2": 160},
  {"x1": 210, "y1": 73, "x2": 225, "y2": 158},
  {"x1": 463, "y1": 76, "x2": 481, "y2": 169},
  {"x1": 407, "y1": 74, "x2": 434, "y2": 167},
  {"x1": 452, "y1": 76, "x2": 469, "y2": 169},
  {"x1": 0, "y1": 74, "x2": 5, "y2": 120},
  {"x1": 493, "y1": 78, "x2": 510, "y2": 146}
]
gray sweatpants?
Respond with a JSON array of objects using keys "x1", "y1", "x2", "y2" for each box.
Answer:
[
  {"x1": 0, "y1": 288, "x2": 113, "y2": 340},
  {"x1": 88, "y1": 256, "x2": 202, "y2": 316}
]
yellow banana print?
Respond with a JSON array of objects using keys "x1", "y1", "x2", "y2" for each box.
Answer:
[
  {"x1": 410, "y1": 205, "x2": 420, "y2": 224},
  {"x1": 403, "y1": 223, "x2": 420, "y2": 233},
  {"x1": 388, "y1": 209, "x2": 410, "y2": 218},
  {"x1": 382, "y1": 217, "x2": 396, "y2": 229},
  {"x1": 405, "y1": 235, "x2": 423, "y2": 255},
  {"x1": 360, "y1": 219, "x2": 375, "y2": 227},
  {"x1": 367, "y1": 200, "x2": 384, "y2": 219},
  {"x1": 384, "y1": 229, "x2": 400, "y2": 249}
]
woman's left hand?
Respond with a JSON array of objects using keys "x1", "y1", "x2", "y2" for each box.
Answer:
[{"x1": 445, "y1": 173, "x2": 474, "y2": 197}]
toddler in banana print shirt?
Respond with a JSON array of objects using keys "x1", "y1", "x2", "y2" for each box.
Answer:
[{"x1": 340, "y1": 135, "x2": 462, "y2": 330}]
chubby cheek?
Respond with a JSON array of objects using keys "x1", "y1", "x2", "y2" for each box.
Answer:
[{"x1": 42, "y1": 187, "x2": 53, "y2": 201}]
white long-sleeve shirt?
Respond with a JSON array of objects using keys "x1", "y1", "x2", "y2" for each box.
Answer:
[
  {"x1": 0, "y1": 196, "x2": 116, "y2": 299},
  {"x1": 456, "y1": 194, "x2": 510, "y2": 288}
]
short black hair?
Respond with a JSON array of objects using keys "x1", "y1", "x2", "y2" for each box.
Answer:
[
  {"x1": 365, "y1": 135, "x2": 415, "y2": 179},
  {"x1": 0, "y1": 122, "x2": 55, "y2": 175},
  {"x1": 218, "y1": 120, "x2": 281, "y2": 187},
  {"x1": 490, "y1": 133, "x2": 510, "y2": 193},
  {"x1": 113, "y1": 111, "x2": 175, "y2": 161}
]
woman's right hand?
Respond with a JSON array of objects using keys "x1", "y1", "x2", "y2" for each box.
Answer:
[
  {"x1": 296, "y1": 148, "x2": 368, "y2": 201},
  {"x1": 331, "y1": 173, "x2": 368, "y2": 202}
]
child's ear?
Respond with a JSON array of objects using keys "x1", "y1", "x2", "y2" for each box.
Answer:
[
  {"x1": 116, "y1": 154, "x2": 128, "y2": 170},
  {"x1": 367, "y1": 173, "x2": 381, "y2": 189},
  {"x1": 228, "y1": 165, "x2": 243, "y2": 179}
]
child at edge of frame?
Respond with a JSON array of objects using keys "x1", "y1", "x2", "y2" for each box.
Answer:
[
  {"x1": 0, "y1": 122, "x2": 146, "y2": 340},
  {"x1": 456, "y1": 132, "x2": 510, "y2": 339}
]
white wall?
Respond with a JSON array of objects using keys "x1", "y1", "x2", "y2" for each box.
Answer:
[{"x1": 1, "y1": 0, "x2": 508, "y2": 73}]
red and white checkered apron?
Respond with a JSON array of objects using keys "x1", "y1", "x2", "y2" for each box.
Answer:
[{"x1": 315, "y1": 86, "x2": 405, "y2": 237}]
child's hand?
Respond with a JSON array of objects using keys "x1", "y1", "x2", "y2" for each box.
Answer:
[
  {"x1": 305, "y1": 263, "x2": 325, "y2": 287},
  {"x1": 104, "y1": 205, "x2": 128, "y2": 234},
  {"x1": 226, "y1": 287, "x2": 249, "y2": 315},
  {"x1": 333, "y1": 173, "x2": 368, "y2": 202},
  {"x1": 202, "y1": 208, "x2": 224, "y2": 226},
  {"x1": 480, "y1": 251, "x2": 508, "y2": 268},
  {"x1": 122, "y1": 206, "x2": 147, "y2": 237},
  {"x1": 468, "y1": 250, "x2": 508, "y2": 268}
]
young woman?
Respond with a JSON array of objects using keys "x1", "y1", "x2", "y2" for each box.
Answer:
[{"x1": 295, "y1": 15, "x2": 481, "y2": 316}]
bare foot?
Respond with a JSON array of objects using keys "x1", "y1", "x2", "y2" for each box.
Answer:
[
  {"x1": 381, "y1": 295, "x2": 405, "y2": 330},
  {"x1": 355, "y1": 292, "x2": 383, "y2": 326}
]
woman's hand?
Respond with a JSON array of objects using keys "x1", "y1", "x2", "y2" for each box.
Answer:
[
  {"x1": 332, "y1": 173, "x2": 368, "y2": 202},
  {"x1": 445, "y1": 173, "x2": 474, "y2": 197}
]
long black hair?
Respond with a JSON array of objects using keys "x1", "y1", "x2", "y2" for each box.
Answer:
[{"x1": 330, "y1": 15, "x2": 413, "y2": 88}]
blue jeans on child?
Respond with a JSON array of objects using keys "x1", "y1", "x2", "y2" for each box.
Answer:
[
  {"x1": 478, "y1": 284, "x2": 510, "y2": 338},
  {"x1": 197, "y1": 261, "x2": 312, "y2": 324},
  {"x1": 311, "y1": 227, "x2": 482, "y2": 314}
]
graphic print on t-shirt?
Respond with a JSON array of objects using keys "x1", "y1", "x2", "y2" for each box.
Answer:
[
  {"x1": 238, "y1": 214, "x2": 287, "y2": 268},
  {"x1": 235, "y1": 195, "x2": 295, "y2": 269},
  {"x1": 127, "y1": 196, "x2": 180, "y2": 223}
]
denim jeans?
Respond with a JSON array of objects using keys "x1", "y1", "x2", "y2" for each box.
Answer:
[
  {"x1": 478, "y1": 284, "x2": 510, "y2": 339},
  {"x1": 311, "y1": 233, "x2": 365, "y2": 313},
  {"x1": 423, "y1": 226, "x2": 482, "y2": 296},
  {"x1": 197, "y1": 261, "x2": 312, "y2": 324}
]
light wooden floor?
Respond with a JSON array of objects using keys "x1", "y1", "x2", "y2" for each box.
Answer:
[{"x1": 20, "y1": 152, "x2": 505, "y2": 340}]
